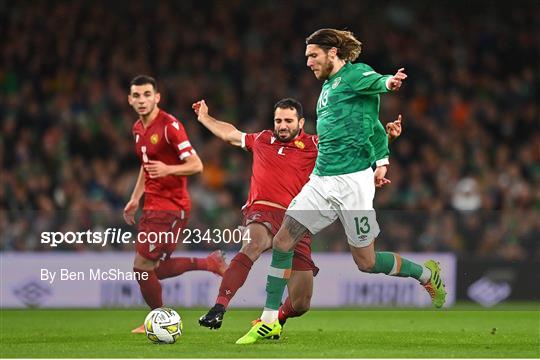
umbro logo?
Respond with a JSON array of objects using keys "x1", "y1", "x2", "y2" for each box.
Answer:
[{"x1": 13, "y1": 280, "x2": 52, "y2": 308}]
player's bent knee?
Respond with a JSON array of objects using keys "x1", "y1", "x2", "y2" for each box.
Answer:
[
  {"x1": 354, "y1": 256, "x2": 376, "y2": 273},
  {"x1": 240, "y1": 239, "x2": 268, "y2": 261},
  {"x1": 273, "y1": 225, "x2": 298, "y2": 251},
  {"x1": 133, "y1": 253, "x2": 158, "y2": 271},
  {"x1": 273, "y1": 215, "x2": 307, "y2": 252},
  {"x1": 273, "y1": 233, "x2": 294, "y2": 252}
]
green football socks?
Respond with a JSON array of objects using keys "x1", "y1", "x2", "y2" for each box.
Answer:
[
  {"x1": 371, "y1": 251, "x2": 428, "y2": 282},
  {"x1": 264, "y1": 248, "x2": 294, "y2": 310}
]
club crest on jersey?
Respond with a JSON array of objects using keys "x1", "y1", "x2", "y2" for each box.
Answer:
[
  {"x1": 150, "y1": 133, "x2": 159, "y2": 145},
  {"x1": 332, "y1": 77, "x2": 341, "y2": 89},
  {"x1": 294, "y1": 140, "x2": 305, "y2": 149}
]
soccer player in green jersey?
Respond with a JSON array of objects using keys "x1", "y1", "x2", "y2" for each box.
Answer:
[{"x1": 236, "y1": 28, "x2": 447, "y2": 345}]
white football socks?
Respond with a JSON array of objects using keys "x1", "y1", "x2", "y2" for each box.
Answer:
[
  {"x1": 260, "y1": 308, "x2": 279, "y2": 323},
  {"x1": 419, "y1": 266, "x2": 431, "y2": 284}
]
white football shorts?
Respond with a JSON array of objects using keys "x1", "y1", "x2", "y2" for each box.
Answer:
[{"x1": 286, "y1": 167, "x2": 380, "y2": 248}]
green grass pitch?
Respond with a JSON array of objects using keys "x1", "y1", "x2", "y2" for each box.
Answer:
[{"x1": 1, "y1": 304, "x2": 539, "y2": 358}]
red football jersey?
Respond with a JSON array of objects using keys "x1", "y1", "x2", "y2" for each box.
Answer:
[
  {"x1": 132, "y1": 109, "x2": 196, "y2": 211},
  {"x1": 241, "y1": 129, "x2": 318, "y2": 208}
]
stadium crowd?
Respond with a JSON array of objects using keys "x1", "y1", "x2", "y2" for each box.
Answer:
[{"x1": 1, "y1": 1, "x2": 539, "y2": 260}]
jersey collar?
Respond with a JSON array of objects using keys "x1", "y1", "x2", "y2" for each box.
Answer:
[{"x1": 137, "y1": 109, "x2": 163, "y2": 131}]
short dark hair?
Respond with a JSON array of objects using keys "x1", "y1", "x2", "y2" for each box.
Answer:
[
  {"x1": 274, "y1": 98, "x2": 303, "y2": 119},
  {"x1": 129, "y1": 75, "x2": 157, "y2": 91}
]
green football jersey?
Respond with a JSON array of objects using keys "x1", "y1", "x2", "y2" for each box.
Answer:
[
  {"x1": 314, "y1": 62, "x2": 391, "y2": 176},
  {"x1": 371, "y1": 119, "x2": 390, "y2": 165}
]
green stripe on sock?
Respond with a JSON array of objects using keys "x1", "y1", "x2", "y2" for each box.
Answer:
[
  {"x1": 372, "y1": 251, "x2": 423, "y2": 281},
  {"x1": 264, "y1": 248, "x2": 294, "y2": 310},
  {"x1": 270, "y1": 248, "x2": 294, "y2": 269},
  {"x1": 372, "y1": 252, "x2": 394, "y2": 274},
  {"x1": 265, "y1": 276, "x2": 288, "y2": 309},
  {"x1": 399, "y1": 257, "x2": 423, "y2": 280}
]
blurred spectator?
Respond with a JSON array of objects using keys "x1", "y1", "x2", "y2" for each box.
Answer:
[{"x1": 1, "y1": 0, "x2": 538, "y2": 260}]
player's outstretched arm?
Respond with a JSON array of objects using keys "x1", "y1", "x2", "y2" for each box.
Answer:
[
  {"x1": 386, "y1": 68, "x2": 407, "y2": 91},
  {"x1": 192, "y1": 100, "x2": 242, "y2": 147}
]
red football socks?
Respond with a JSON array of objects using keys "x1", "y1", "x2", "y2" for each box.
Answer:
[
  {"x1": 134, "y1": 268, "x2": 163, "y2": 309},
  {"x1": 215, "y1": 252, "x2": 253, "y2": 308},
  {"x1": 278, "y1": 296, "x2": 303, "y2": 323},
  {"x1": 155, "y1": 257, "x2": 208, "y2": 279}
]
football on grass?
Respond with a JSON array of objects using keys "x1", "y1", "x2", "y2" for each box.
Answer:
[{"x1": 144, "y1": 307, "x2": 182, "y2": 344}]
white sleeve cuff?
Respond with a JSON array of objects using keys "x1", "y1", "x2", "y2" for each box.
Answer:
[
  {"x1": 241, "y1": 133, "x2": 247, "y2": 150},
  {"x1": 385, "y1": 76, "x2": 393, "y2": 90},
  {"x1": 376, "y1": 158, "x2": 390, "y2": 167}
]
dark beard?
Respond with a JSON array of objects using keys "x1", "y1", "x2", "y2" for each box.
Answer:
[
  {"x1": 274, "y1": 128, "x2": 300, "y2": 143},
  {"x1": 320, "y1": 61, "x2": 334, "y2": 80}
]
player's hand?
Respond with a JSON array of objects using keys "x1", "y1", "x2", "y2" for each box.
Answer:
[
  {"x1": 192, "y1": 100, "x2": 209, "y2": 121},
  {"x1": 387, "y1": 68, "x2": 407, "y2": 91},
  {"x1": 144, "y1": 160, "x2": 171, "y2": 178},
  {"x1": 123, "y1": 199, "x2": 139, "y2": 225},
  {"x1": 374, "y1": 165, "x2": 391, "y2": 188},
  {"x1": 386, "y1": 114, "x2": 402, "y2": 141}
]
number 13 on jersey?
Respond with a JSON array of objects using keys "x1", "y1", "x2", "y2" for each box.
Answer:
[{"x1": 317, "y1": 88, "x2": 330, "y2": 110}]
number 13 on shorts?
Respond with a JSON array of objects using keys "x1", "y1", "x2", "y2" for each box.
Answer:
[
  {"x1": 344, "y1": 211, "x2": 380, "y2": 247},
  {"x1": 354, "y1": 216, "x2": 370, "y2": 235}
]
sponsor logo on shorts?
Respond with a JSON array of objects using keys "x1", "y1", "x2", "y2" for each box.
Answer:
[{"x1": 250, "y1": 213, "x2": 262, "y2": 221}]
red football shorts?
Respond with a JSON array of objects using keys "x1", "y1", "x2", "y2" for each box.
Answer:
[
  {"x1": 136, "y1": 210, "x2": 189, "y2": 261},
  {"x1": 242, "y1": 203, "x2": 319, "y2": 276}
]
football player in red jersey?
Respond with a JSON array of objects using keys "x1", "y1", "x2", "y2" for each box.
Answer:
[
  {"x1": 124, "y1": 75, "x2": 227, "y2": 333},
  {"x1": 193, "y1": 98, "x2": 402, "y2": 331}
]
